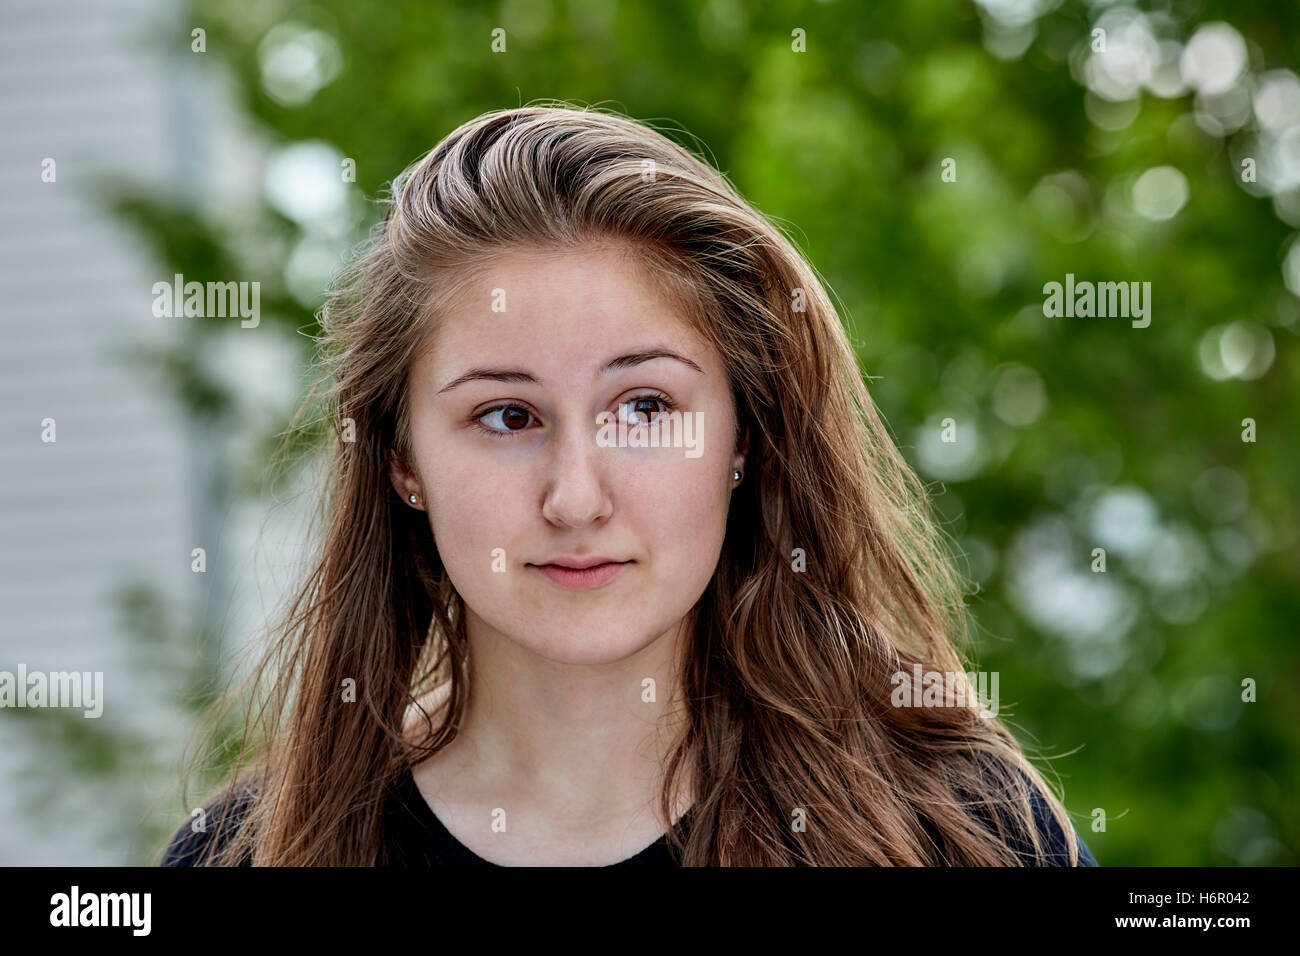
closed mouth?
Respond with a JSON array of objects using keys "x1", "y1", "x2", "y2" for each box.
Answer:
[{"x1": 527, "y1": 560, "x2": 633, "y2": 590}]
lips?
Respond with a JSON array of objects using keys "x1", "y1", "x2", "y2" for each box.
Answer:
[
  {"x1": 528, "y1": 559, "x2": 632, "y2": 590},
  {"x1": 534, "y1": 554, "x2": 624, "y2": 570}
]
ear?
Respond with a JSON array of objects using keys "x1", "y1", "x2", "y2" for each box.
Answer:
[{"x1": 388, "y1": 452, "x2": 424, "y2": 510}]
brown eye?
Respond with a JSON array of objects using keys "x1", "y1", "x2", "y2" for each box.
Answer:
[
  {"x1": 476, "y1": 404, "x2": 537, "y2": 436},
  {"x1": 618, "y1": 395, "x2": 673, "y2": 425}
]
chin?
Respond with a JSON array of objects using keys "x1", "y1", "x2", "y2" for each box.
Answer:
[{"x1": 520, "y1": 627, "x2": 663, "y2": 667}]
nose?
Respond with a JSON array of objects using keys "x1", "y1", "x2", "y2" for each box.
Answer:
[{"x1": 540, "y1": 413, "x2": 613, "y2": 528}]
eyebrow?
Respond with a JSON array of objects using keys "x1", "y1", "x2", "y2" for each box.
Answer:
[{"x1": 436, "y1": 346, "x2": 705, "y2": 394}]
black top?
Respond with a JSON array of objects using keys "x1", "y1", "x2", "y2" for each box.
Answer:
[
  {"x1": 161, "y1": 766, "x2": 1099, "y2": 867},
  {"x1": 381, "y1": 769, "x2": 685, "y2": 867}
]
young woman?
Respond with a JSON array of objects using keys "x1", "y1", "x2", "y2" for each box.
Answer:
[{"x1": 162, "y1": 103, "x2": 1097, "y2": 866}]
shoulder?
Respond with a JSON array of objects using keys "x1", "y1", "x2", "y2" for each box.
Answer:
[
  {"x1": 1020, "y1": 771, "x2": 1098, "y2": 865},
  {"x1": 159, "y1": 783, "x2": 257, "y2": 867},
  {"x1": 970, "y1": 755, "x2": 1099, "y2": 866}
]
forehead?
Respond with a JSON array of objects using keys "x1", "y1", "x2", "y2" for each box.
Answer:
[{"x1": 421, "y1": 243, "x2": 716, "y2": 378}]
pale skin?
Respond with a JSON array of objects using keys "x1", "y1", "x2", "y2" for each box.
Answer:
[{"x1": 389, "y1": 241, "x2": 747, "y2": 865}]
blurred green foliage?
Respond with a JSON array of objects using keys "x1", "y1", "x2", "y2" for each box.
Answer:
[{"x1": 114, "y1": 0, "x2": 1298, "y2": 864}]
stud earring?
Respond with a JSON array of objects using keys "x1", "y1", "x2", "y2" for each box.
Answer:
[
  {"x1": 408, "y1": 494, "x2": 418, "y2": 504},
  {"x1": 733, "y1": 470, "x2": 742, "y2": 481}
]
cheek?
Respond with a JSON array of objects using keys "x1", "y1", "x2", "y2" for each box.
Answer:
[
  {"x1": 414, "y1": 434, "x2": 526, "y2": 595},
  {"x1": 424, "y1": 482, "x2": 538, "y2": 646},
  {"x1": 624, "y1": 450, "x2": 732, "y2": 583},
  {"x1": 428, "y1": 481, "x2": 518, "y2": 566}
]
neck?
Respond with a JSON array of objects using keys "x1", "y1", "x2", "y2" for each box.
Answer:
[{"x1": 453, "y1": 607, "x2": 695, "y2": 827}]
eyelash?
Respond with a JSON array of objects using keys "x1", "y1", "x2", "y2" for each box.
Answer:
[{"x1": 471, "y1": 391, "x2": 678, "y2": 439}]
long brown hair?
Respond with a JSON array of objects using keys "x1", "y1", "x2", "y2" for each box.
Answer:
[{"x1": 180, "y1": 101, "x2": 1083, "y2": 865}]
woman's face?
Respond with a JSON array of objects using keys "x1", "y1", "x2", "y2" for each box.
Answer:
[{"x1": 393, "y1": 242, "x2": 747, "y2": 666}]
